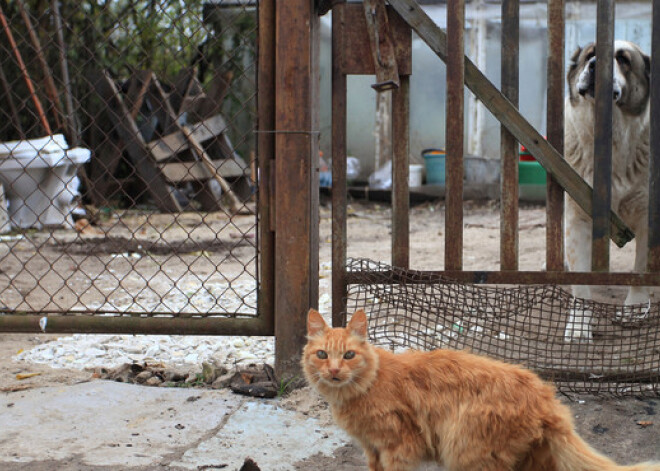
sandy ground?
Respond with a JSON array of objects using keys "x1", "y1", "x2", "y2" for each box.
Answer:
[{"x1": 1, "y1": 199, "x2": 659, "y2": 469}]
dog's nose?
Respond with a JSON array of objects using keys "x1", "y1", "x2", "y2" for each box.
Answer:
[{"x1": 613, "y1": 88, "x2": 621, "y2": 101}]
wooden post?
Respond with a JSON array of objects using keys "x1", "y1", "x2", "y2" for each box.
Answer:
[
  {"x1": 445, "y1": 0, "x2": 465, "y2": 270},
  {"x1": 500, "y1": 0, "x2": 519, "y2": 271},
  {"x1": 274, "y1": 0, "x2": 320, "y2": 381},
  {"x1": 257, "y1": 0, "x2": 276, "y2": 338},
  {"x1": 332, "y1": 1, "x2": 348, "y2": 327},
  {"x1": 649, "y1": 0, "x2": 660, "y2": 272},
  {"x1": 546, "y1": 0, "x2": 565, "y2": 271},
  {"x1": 592, "y1": 0, "x2": 615, "y2": 272}
]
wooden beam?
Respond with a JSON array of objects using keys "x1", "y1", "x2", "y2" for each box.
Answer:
[
  {"x1": 274, "y1": 0, "x2": 320, "y2": 380},
  {"x1": 331, "y1": 0, "x2": 348, "y2": 327},
  {"x1": 387, "y1": 0, "x2": 634, "y2": 248},
  {"x1": 445, "y1": 0, "x2": 465, "y2": 271},
  {"x1": 159, "y1": 160, "x2": 245, "y2": 183},
  {"x1": 362, "y1": 0, "x2": 400, "y2": 91},
  {"x1": 592, "y1": 0, "x2": 615, "y2": 271},
  {"x1": 92, "y1": 71, "x2": 181, "y2": 212},
  {"x1": 546, "y1": 0, "x2": 565, "y2": 272},
  {"x1": 148, "y1": 114, "x2": 231, "y2": 161},
  {"x1": 500, "y1": 0, "x2": 519, "y2": 271}
]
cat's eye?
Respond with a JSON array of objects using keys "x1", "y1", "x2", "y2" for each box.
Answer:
[
  {"x1": 343, "y1": 351, "x2": 356, "y2": 360},
  {"x1": 316, "y1": 350, "x2": 328, "y2": 359}
]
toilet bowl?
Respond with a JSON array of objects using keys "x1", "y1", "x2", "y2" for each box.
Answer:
[{"x1": 0, "y1": 134, "x2": 91, "y2": 229}]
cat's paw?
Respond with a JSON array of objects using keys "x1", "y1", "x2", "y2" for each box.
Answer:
[{"x1": 564, "y1": 308, "x2": 593, "y2": 343}]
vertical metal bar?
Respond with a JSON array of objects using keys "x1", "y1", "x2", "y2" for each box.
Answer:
[
  {"x1": 592, "y1": 0, "x2": 615, "y2": 272},
  {"x1": 257, "y1": 0, "x2": 276, "y2": 334},
  {"x1": 546, "y1": 0, "x2": 565, "y2": 271},
  {"x1": 648, "y1": 0, "x2": 660, "y2": 272},
  {"x1": 445, "y1": 0, "x2": 465, "y2": 271},
  {"x1": 500, "y1": 0, "x2": 519, "y2": 271},
  {"x1": 274, "y1": 0, "x2": 320, "y2": 379},
  {"x1": 332, "y1": 2, "x2": 348, "y2": 327},
  {"x1": 392, "y1": 76, "x2": 410, "y2": 268}
]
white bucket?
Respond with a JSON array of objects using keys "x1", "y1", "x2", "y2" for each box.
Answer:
[{"x1": 409, "y1": 164, "x2": 424, "y2": 188}]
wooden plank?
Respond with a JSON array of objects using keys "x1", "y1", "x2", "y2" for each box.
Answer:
[
  {"x1": 337, "y1": 3, "x2": 411, "y2": 76},
  {"x1": 92, "y1": 71, "x2": 181, "y2": 212},
  {"x1": 150, "y1": 76, "x2": 244, "y2": 213},
  {"x1": 500, "y1": 0, "x2": 519, "y2": 271},
  {"x1": 362, "y1": 0, "x2": 400, "y2": 91},
  {"x1": 649, "y1": 2, "x2": 660, "y2": 272},
  {"x1": 332, "y1": 1, "x2": 348, "y2": 327},
  {"x1": 148, "y1": 114, "x2": 230, "y2": 161},
  {"x1": 392, "y1": 76, "x2": 410, "y2": 268},
  {"x1": 159, "y1": 160, "x2": 245, "y2": 183},
  {"x1": 346, "y1": 269, "x2": 660, "y2": 287},
  {"x1": 387, "y1": 0, "x2": 634, "y2": 248},
  {"x1": 274, "y1": 0, "x2": 320, "y2": 380},
  {"x1": 592, "y1": 0, "x2": 615, "y2": 272},
  {"x1": 257, "y1": 0, "x2": 276, "y2": 334},
  {"x1": 546, "y1": 0, "x2": 565, "y2": 271},
  {"x1": 445, "y1": 0, "x2": 465, "y2": 271}
]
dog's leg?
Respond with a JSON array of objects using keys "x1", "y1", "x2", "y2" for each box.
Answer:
[
  {"x1": 619, "y1": 222, "x2": 652, "y2": 321},
  {"x1": 564, "y1": 200, "x2": 594, "y2": 342}
]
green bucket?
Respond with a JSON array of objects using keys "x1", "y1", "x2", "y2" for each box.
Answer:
[{"x1": 422, "y1": 149, "x2": 446, "y2": 185}]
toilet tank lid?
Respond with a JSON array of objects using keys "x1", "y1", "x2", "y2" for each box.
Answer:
[{"x1": 0, "y1": 134, "x2": 68, "y2": 159}]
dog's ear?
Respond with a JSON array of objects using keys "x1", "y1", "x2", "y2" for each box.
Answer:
[
  {"x1": 567, "y1": 46, "x2": 584, "y2": 104},
  {"x1": 569, "y1": 46, "x2": 583, "y2": 68}
]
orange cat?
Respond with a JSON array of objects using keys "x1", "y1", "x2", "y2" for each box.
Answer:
[{"x1": 302, "y1": 308, "x2": 660, "y2": 471}]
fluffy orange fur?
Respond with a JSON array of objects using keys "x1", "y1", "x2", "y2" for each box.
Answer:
[{"x1": 302, "y1": 309, "x2": 660, "y2": 471}]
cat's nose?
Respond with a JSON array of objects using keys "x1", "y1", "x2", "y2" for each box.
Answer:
[{"x1": 329, "y1": 368, "x2": 340, "y2": 376}]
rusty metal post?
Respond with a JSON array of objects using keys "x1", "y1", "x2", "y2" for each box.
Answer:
[
  {"x1": 500, "y1": 0, "x2": 519, "y2": 271},
  {"x1": 257, "y1": 0, "x2": 276, "y2": 334},
  {"x1": 392, "y1": 75, "x2": 410, "y2": 268},
  {"x1": 546, "y1": 0, "x2": 565, "y2": 271},
  {"x1": 592, "y1": 0, "x2": 615, "y2": 272},
  {"x1": 648, "y1": 1, "x2": 660, "y2": 272},
  {"x1": 274, "y1": 0, "x2": 320, "y2": 380},
  {"x1": 445, "y1": 0, "x2": 465, "y2": 271},
  {"x1": 332, "y1": 1, "x2": 348, "y2": 326}
]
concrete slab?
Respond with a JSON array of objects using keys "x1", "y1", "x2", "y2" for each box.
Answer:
[
  {"x1": 0, "y1": 380, "x2": 350, "y2": 470},
  {"x1": 171, "y1": 400, "x2": 350, "y2": 470},
  {"x1": 0, "y1": 381, "x2": 238, "y2": 468}
]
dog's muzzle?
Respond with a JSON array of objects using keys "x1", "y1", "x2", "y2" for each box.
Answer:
[{"x1": 577, "y1": 57, "x2": 622, "y2": 101}]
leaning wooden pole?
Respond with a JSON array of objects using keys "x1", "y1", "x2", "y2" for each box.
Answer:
[{"x1": 0, "y1": 4, "x2": 51, "y2": 135}]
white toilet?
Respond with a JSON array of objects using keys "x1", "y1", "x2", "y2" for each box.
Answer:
[{"x1": 0, "y1": 134, "x2": 91, "y2": 230}]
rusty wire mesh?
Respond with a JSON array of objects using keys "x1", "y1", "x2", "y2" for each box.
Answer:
[
  {"x1": 346, "y1": 258, "x2": 660, "y2": 396},
  {"x1": 0, "y1": 1, "x2": 259, "y2": 318}
]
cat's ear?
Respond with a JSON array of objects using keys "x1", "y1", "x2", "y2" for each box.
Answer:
[
  {"x1": 307, "y1": 308, "x2": 328, "y2": 337},
  {"x1": 347, "y1": 309, "x2": 368, "y2": 339}
]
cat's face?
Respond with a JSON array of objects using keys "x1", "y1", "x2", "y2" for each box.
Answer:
[{"x1": 302, "y1": 309, "x2": 377, "y2": 392}]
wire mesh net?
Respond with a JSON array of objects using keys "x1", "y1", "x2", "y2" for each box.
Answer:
[
  {"x1": 346, "y1": 258, "x2": 660, "y2": 396},
  {"x1": 0, "y1": 1, "x2": 259, "y2": 319}
]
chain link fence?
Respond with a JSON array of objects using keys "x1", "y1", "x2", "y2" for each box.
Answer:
[{"x1": 0, "y1": 0, "x2": 260, "y2": 320}]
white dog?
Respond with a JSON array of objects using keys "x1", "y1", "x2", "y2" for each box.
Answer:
[{"x1": 563, "y1": 40, "x2": 651, "y2": 341}]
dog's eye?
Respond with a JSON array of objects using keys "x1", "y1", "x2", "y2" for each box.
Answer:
[
  {"x1": 343, "y1": 351, "x2": 356, "y2": 360},
  {"x1": 616, "y1": 53, "x2": 631, "y2": 67},
  {"x1": 316, "y1": 350, "x2": 328, "y2": 359}
]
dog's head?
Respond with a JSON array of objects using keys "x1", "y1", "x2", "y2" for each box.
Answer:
[{"x1": 567, "y1": 40, "x2": 650, "y2": 116}]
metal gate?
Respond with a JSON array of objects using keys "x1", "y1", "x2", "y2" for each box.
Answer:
[{"x1": 0, "y1": 1, "x2": 273, "y2": 337}]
